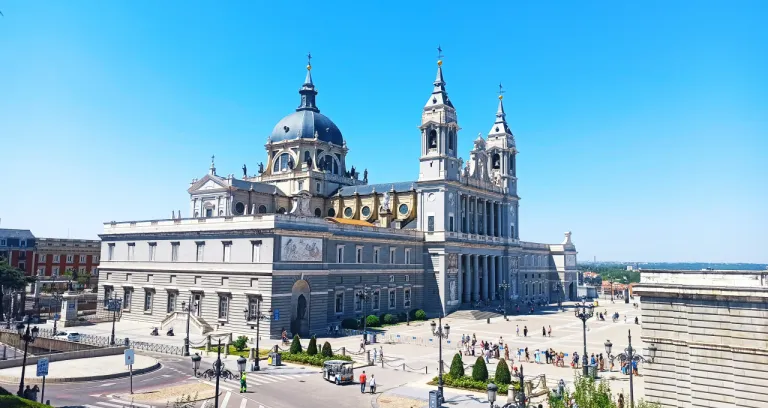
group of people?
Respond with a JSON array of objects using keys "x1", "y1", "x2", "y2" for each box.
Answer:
[{"x1": 358, "y1": 370, "x2": 376, "y2": 394}]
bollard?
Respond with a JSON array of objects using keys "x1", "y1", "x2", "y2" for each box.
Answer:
[
  {"x1": 366, "y1": 350, "x2": 371, "y2": 364},
  {"x1": 402, "y1": 363, "x2": 405, "y2": 371},
  {"x1": 341, "y1": 347, "x2": 346, "y2": 356},
  {"x1": 381, "y1": 358, "x2": 384, "y2": 368},
  {"x1": 487, "y1": 317, "x2": 490, "y2": 324},
  {"x1": 425, "y1": 366, "x2": 428, "y2": 374},
  {"x1": 205, "y1": 335, "x2": 211, "y2": 352}
]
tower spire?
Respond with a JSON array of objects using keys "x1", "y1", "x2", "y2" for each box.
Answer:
[
  {"x1": 425, "y1": 45, "x2": 454, "y2": 108},
  {"x1": 297, "y1": 52, "x2": 319, "y2": 112},
  {"x1": 489, "y1": 82, "x2": 510, "y2": 135}
]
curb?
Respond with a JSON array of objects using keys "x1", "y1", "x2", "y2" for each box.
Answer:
[{"x1": 0, "y1": 361, "x2": 161, "y2": 384}]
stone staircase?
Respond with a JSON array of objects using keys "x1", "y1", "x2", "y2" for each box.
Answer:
[
  {"x1": 447, "y1": 309, "x2": 503, "y2": 320},
  {"x1": 160, "y1": 311, "x2": 213, "y2": 335}
]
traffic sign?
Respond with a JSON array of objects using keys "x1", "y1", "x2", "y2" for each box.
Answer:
[
  {"x1": 274, "y1": 309, "x2": 279, "y2": 321},
  {"x1": 53, "y1": 313, "x2": 60, "y2": 321},
  {"x1": 107, "y1": 299, "x2": 122, "y2": 312},
  {"x1": 124, "y1": 349, "x2": 135, "y2": 366},
  {"x1": 36, "y1": 358, "x2": 49, "y2": 377}
]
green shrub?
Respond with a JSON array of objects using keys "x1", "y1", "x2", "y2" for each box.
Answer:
[
  {"x1": 289, "y1": 334, "x2": 302, "y2": 354},
  {"x1": 397, "y1": 312, "x2": 408, "y2": 322},
  {"x1": 306, "y1": 335, "x2": 318, "y2": 356},
  {"x1": 366, "y1": 315, "x2": 381, "y2": 327},
  {"x1": 449, "y1": 353, "x2": 465, "y2": 378},
  {"x1": 429, "y1": 374, "x2": 510, "y2": 395},
  {"x1": 341, "y1": 318, "x2": 359, "y2": 329},
  {"x1": 232, "y1": 335, "x2": 249, "y2": 352},
  {"x1": 414, "y1": 309, "x2": 427, "y2": 321},
  {"x1": 494, "y1": 358, "x2": 511, "y2": 385},
  {"x1": 383, "y1": 314, "x2": 399, "y2": 324},
  {"x1": 278, "y1": 351, "x2": 352, "y2": 367},
  {"x1": 321, "y1": 341, "x2": 333, "y2": 357},
  {"x1": 472, "y1": 357, "x2": 488, "y2": 382}
]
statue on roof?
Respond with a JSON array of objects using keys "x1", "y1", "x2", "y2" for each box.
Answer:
[
  {"x1": 242, "y1": 164, "x2": 248, "y2": 178},
  {"x1": 381, "y1": 192, "x2": 391, "y2": 212},
  {"x1": 363, "y1": 169, "x2": 368, "y2": 183},
  {"x1": 258, "y1": 162, "x2": 264, "y2": 174}
]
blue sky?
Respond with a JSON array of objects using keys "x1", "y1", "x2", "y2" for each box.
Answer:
[{"x1": 0, "y1": 1, "x2": 765, "y2": 263}]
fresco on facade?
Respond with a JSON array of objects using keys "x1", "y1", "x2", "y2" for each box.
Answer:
[{"x1": 281, "y1": 237, "x2": 322, "y2": 262}]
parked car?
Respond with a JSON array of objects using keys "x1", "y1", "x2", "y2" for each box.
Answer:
[{"x1": 54, "y1": 332, "x2": 81, "y2": 342}]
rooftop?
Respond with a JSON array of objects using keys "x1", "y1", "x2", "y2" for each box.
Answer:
[{"x1": 0, "y1": 229, "x2": 35, "y2": 240}]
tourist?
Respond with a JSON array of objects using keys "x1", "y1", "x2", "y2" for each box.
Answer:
[
  {"x1": 516, "y1": 325, "x2": 520, "y2": 336},
  {"x1": 590, "y1": 354, "x2": 596, "y2": 367},
  {"x1": 542, "y1": 326, "x2": 546, "y2": 337},
  {"x1": 373, "y1": 347, "x2": 378, "y2": 363},
  {"x1": 525, "y1": 347, "x2": 530, "y2": 362},
  {"x1": 359, "y1": 370, "x2": 367, "y2": 393},
  {"x1": 359, "y1": 339, "x2": 366, "y2": 353},
  {"x1": 523, "y1": 326, "x2": 528, "y2": 337},
  {"x1": 635, "y1": 316, "x2": 639, "y2": 325},
  {"x1": 504, "y1": 343, "x2": 510, "y2": 361},
  {"x1": 369, "y1": 374, "x2": 376, "y2": 394},
  {"x1": 379, "y1": 345, "x2": 384, "y2": 362},
  {"x1": 618, "y1": 393, "x2": 625, "y2": 408},
  {"x1": 548, "y1": 325, "x2": 552, "y2": 337}
]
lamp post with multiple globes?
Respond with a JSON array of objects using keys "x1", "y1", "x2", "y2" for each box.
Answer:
[{"x1": 430, "y1": 317, "x2": 450, "y2": 404}]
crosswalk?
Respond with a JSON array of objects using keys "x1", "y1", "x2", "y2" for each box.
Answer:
[
  {"x1": 215, "y1": 372, "x2": 316, "y2": 389},
  {"x1": 83, "y1": 399, "x2": 155, "y2": 408}
]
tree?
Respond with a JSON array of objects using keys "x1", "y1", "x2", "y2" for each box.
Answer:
[
  {"x1": 548, "y1": 375, "x2": 662, "y2": 408},
  {"x1": 232, "y1": 335, "x2": 249, "y2": 352},
  {"x1": 0, "y1": 262, "x2": 27, "y2": 320},
  {"x1": 306, "y1": 335, "x2": 318, "y2": 356},
  {"x1": 321, "y1": 341, "x2": 333, "y2": 357},
  {"x1": 289, "y1": 334, "x2": 302, "y2": 354},
  {"x1": 449, "y1": 353, "x2": 464, "y2": 378},
  {"x1": 471, "y1": 357, "x2": 488, "y2": 382},
  {"x1": 494, "y1": 358, "x2": 511, "y2": 385}
]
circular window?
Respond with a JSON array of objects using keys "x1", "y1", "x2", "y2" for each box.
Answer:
[
  {"x1": 427, "y1": 193, "x2": 435, "y2": 202},
  {"x1": 314, "y1": 208, "x2": 322, "y2": 217},
  {"x1": 361, "y1": 206, "x2": 371, "y2": 217},
  {"x1": 328, "y1": 208, "x2": 336, "y2": 217},
  {"x1": 344, "y1": 207, "x2": 353, "y2": 217},
  {"x1": 234, "y1": 202, "x2": 245, "y2": 215},
  {"x1": 398, "y1": 204, "x2": 409, "y2": 215},
  {"x1": 258, "y1": 205, "x2": 267, "y2": 214}
]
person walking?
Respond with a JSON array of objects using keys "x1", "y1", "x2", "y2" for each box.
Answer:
[
  {"x1": 359, "y1": 338, "x2": 366, "y2": 353},
  {"x1": 516, "y1": 325, "x2": 520, "y2": 336},
  {"x1": 379, "y1": 345, "x2": 384, "y2": 363},
  {"x1": 548, "y1": 325, "x2": 552, "y2": 337},
  {"x1": 359, "y1": 370, "x2": 367, "y2": 394},
  {"x1": 504, "y1": 343, "x2": 510, "y2": 361},
  {"x1": 373, "y1": 347, "x2": 378, "y2": 363},
  {"x1": 369, "y1": 374, "x2": 376, "y2": 394},
  {"x1": 523, "y1": 326, "x2": 528, "y2": 337},
  {"x1": 542, "y1": 326, "x2": 546, "y2": 337},
  {"x1": 618, "y1": 393, "x2": 625, "y2": 408},
  {"x1": 525, "y1": 347, "x2": 530, "y2": 362},
  {"x1": 240, "y1": 371, "x2": 247, "y2": 393}
]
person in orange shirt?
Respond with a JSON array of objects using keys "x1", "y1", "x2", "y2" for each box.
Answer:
[{"x1": 359, "y1": 371, "x2": 367, "y2": 394}]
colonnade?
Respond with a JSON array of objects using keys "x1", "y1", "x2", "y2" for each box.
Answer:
[
  {"x1": 456, "y1": 254, "x2": 507, "y2": 303},
  {"x1": 459, "y1": 194, "x2": 506, "y2": 237}
]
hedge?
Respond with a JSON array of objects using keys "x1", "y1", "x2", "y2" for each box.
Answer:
[
  {"x1": 449, "y1": 353, "x2": 465, "y2": 377},
  {"x1": 382, "y1": 314, "x2": 399, "y2": 324},
  {"x1": 306, "y1": 336, "x2": 318, "y2": 356},
  {"x1": 495, "y1": 358, "x2": 511, "y2": 385},
  {"x1": 366, "y1": 315, "x2": 381, "y2": 327},
  {"x1": 472, "y1": 357, "x2": 488, "y2": 381},
  {"x1": 413, "y1": 309, "x2": 427, "y2": 321},
  {"x1": 278, "y1": 351, "x2": 352, "y2": 367},
  {"x1": 341, "y1": 318, "x2": 359, "y2": 329},
  {"x1": 0, "y1": 396, "x2": 52, "y2": 408},
  {"x1": 429, "y1": 373, "x2": 520, "y2": 395},
  {"x1": 290, "y1": 335, "x2": 302, "y2": 354},
  {"x1": 321, "y1": 341, "x2": 333, "y2": 357}
]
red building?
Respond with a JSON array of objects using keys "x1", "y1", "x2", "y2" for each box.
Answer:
[
  {"x1": 0, "y1": 228, "x2": 36, "y2": 274},
  {"x1": 33, "y1": 238, "x2": 101, "y2": 277}
]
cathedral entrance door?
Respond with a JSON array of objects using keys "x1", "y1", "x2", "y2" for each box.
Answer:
[{"x1": 290, "y1": 280, "x2": 310, "y2": 337}]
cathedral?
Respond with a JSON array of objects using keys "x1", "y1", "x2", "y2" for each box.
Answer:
[{"x1": 97, "y1": 55, "x2": 578, "y2": 339}]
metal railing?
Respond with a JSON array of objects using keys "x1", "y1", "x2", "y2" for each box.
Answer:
[{"x1": 129, "y1": 341, "x2": 183, "y2": 355}]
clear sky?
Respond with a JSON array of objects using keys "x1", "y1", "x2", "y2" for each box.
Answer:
[{"x1": 0, "y1": 1, "x2": 765, "y2": 263}]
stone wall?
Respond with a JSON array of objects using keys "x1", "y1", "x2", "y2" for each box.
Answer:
[{"x1": 635, "y1": 270, "x2": 768, "y2": 408}]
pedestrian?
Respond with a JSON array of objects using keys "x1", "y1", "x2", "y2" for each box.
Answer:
[
  {"x1": 359, "y1": 370, "x2": 367, "y2": 393},
  {"x1": 498, "y1": 336, "x2": 503, "y2": 346},
  {"x1": 618, "y1": 393, "x2": 625, "y2": 408},
  {"x1": 240, "y1": 371, "x2": 247, "y2": 393},
  {"x1": 379, "y1": 345, "x2": 384, "y2": 362},
  {"x1": 548, "y1": 325, "x2": 552, "y2": 337},
  {"x1": 504, "y1": 344, "x2": 510, "y2": 361},
  {"x1": 525, "y1": 347, "x2": 530, "y2": 362},
  {"x1": 369, "y1": 374, "x2": 376, "y2": 394},
  {"x1": 359, "y1": 338, "x2": 366, "y2": 353},
  {"x1": 485, "y1": 348, "x2": 491, "y2": 363},
  {"x1": 516, "y1": 325, "x2": 520, "y2": 336},
  {"x1": 523, "y1": 326, "x2": 528, "y2": 337},
  {"x1": 542, "y1": 326, "x2": 546, "y2": 337},
  {"x1": 635, "y1": 316, "x2": 639, "y2": 325},
  {"x1": 624, "y1": 315, "x2": 627, "y2": 324},
  {"x1": 373, "y1": 347, "x2": 378, "y2": 363}
]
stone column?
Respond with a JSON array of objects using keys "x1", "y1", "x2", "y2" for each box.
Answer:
[
  {"x1": 457, "y1": 254, "x2": 464, "y2": 304},
  {"x1": 472, "y1": 255, "x2": 480, "y2": 302},
  {"x1": 490, "y1": 256, "x2": 496, "y2": 300},
  {"x1": 481, "y1": 256, "x2": 489, "y2": 300},
  {"x1": 463, "y1": 254, "x2": 472, "y2": 303},
  {"x1": 473, "y1": 197, "x2": 478, "y2": 235},
  {"x1": 489, "y1": 202, "x2": 495, "y2": 237},
  {"x1": 463, "y1": 195, "x2": 469, "y2": 233}
]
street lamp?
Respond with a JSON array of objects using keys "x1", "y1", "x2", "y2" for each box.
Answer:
[
  {"x1": 647, "y1": 343, "x2": 658, "y2": 363},
  {"x1": 191, "y1": 353, "x2": 202, "y2": 376},
  {"x1": 108, "y1": 292, "x2": 121, "y2": 346},
  {"x1": 609, "y1": 279, "x2": 615, "y2": 303},
  {"x1": 243, "y1": 304, "x2": 270, "y2": 371},
  {"x1": 487, "y1": 383, "x2": 497, "y2": 408},
  {"x1": 356, "y1": 287, "x2": 372, "y2": 343},
  {"x1": 237, "y1": 356, "x2": 247, "y2": 374},
  {"x1": 16, "y1": 321, "x2": 39, "y2": 397},
  {"x1": 181, "y1": 297, "x2": 198, "y2": 357},
  {"x1": 573, "y1": 297, "x2": 594, "y2": 377},
  {"x1": 555, "y1": 282, "x2": 563, "y2": 311},
  {"x1": 605, "y1": 330, "x2": 647, "y2": 408},
  {"x1": 430, "y1": 317, "x2": 450, "y2": 403},
  {"x1": 498, "y1": 281, "x2": 510, "y2": 320}
]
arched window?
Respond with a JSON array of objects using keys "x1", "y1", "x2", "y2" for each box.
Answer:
[
  {"x1": 314, "y1": 208, "x2": 322, "y2": 217},
  {"x1": 277, "y1": 207, "x2": 286, "y2": 214},
  {"x1": 447, "y1": 130, "x2": 454, "y2": 151},
  {"x1": 258, "y1": 205, "x2": 267, "y2": 214},
  {"x1": 273, "y1": 153, "x2": 292, "y2": 172},
  {"x1": 492, "y1": 153, "x2": 501, "y2": 169},
  {"x1": 510, "y1": 155, "x2": 516, "y2": 176},
  {"x1": 428, "y1": 129, "x2": 438, "y2": 150},
  {"x1": 328, "y1": 208, "x2": 336, "y2": 217},
  {"x1": 234, "y1": 202, "x2": 245, "y2": 215}
]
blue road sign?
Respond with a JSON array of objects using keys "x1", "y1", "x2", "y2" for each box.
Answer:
[
  {"x1": 36, "y1": 358, "x2": 49, "y2": 377},
  {"x1": 274, "y1": 309, "x2": 279, "y2": 321}
]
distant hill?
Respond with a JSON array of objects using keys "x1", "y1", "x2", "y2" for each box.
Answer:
[{"x1": 580, "y1": 261, "x2": 767, "y2": 271}]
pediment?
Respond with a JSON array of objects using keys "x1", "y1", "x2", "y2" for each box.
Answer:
[{"x1": 187, "y1": 175, "x2": 229, "y2": 194}]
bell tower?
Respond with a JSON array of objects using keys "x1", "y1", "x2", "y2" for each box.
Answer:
[
  {"x1": 485, "y1": 83, "x2": 518, "y2": 195},
  {"x1": 419, "y1": 47, "x2": 461, "y2": 182}
]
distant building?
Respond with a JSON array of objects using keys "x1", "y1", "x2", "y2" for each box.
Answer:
[
  {"x1": 634, "y1": 269, "x2": 768, "y2": 408},
  {"x1": 626, "y1": 265, "x2": 634, "y2": 271},
  {"x1": 0, "y1": 229, "x2": 36, "y2": 275},
  {"x1": 33, "y1": 238, "x2": 101, "y2": 278}
]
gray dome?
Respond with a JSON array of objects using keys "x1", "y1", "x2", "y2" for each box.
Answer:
[{"x1": 270, "y1": 110, "x2": 344, "y2": 145}]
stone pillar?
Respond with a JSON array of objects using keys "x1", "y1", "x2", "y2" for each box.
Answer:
[
  {"x1": 481, "y1": 256, "x2": 489, "y2": 300},
  {"x1": 472, "y1": 255, "x2": 480, "y2": 302},
  {"x1": 473, "y1": 197, "x2": 478, "y2": 235},
  {"x1": 489, "y1": 202, "x2": 495, "y2": 237},
  {"x1": 463, "y1": 195, "x2": 469, "y2": 233},
  {"x1": 490, "y1": 256, "x2": 496, "y2": 300},
  {"x1": 457, "y1": 254, "x2": 464, "y2": 304},
  {"x1": 463, "y1": 254, "x2": 471, "y2": 303}
]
